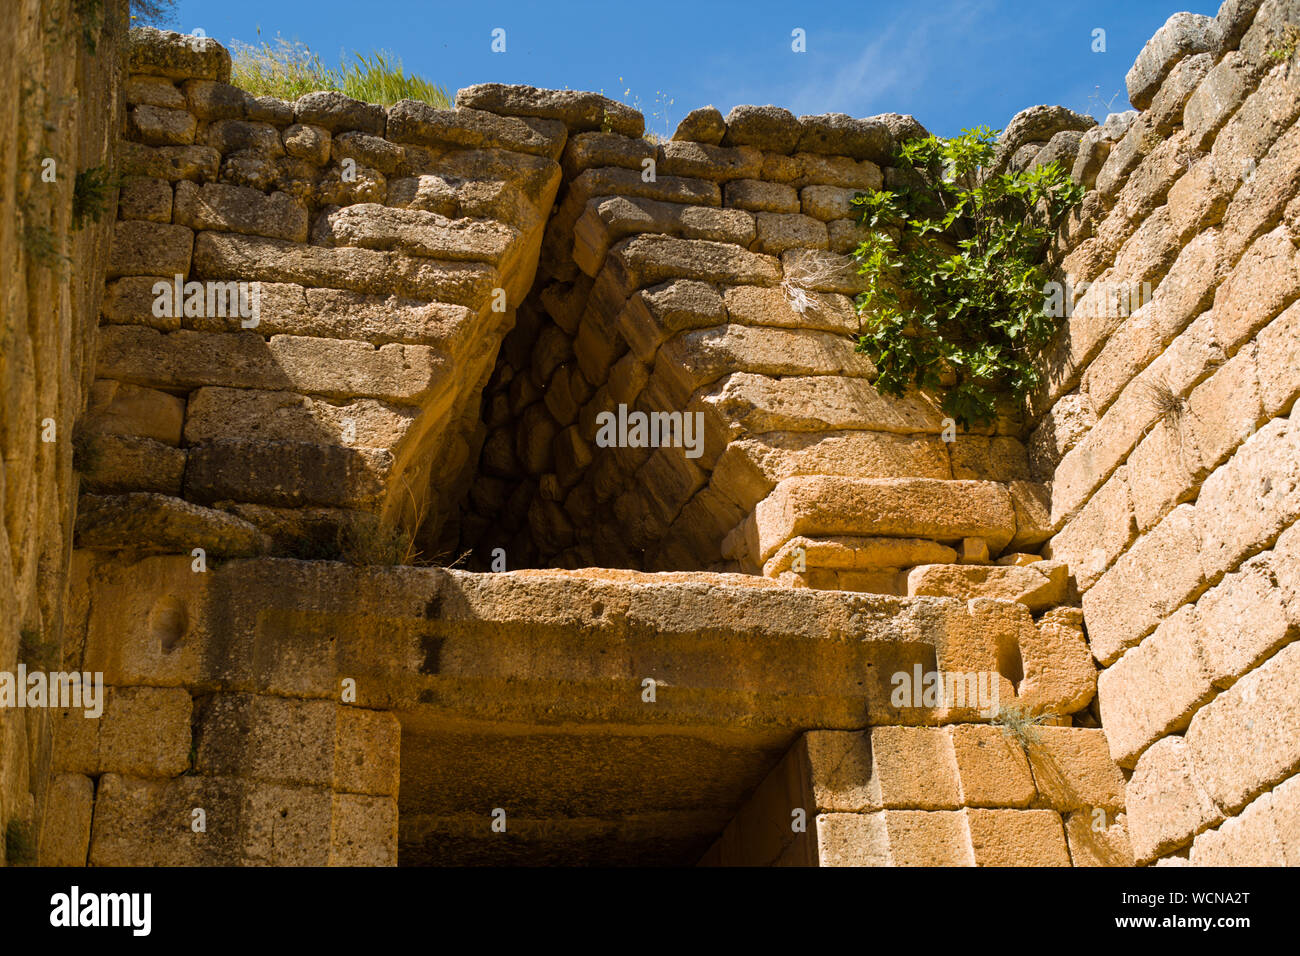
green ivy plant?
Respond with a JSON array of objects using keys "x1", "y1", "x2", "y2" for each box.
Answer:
[{"x1": 850, "y1": 126, "x2": 1084, "y2": 428}]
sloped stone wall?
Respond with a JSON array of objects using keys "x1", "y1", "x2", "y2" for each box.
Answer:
[
  {"x1": 0, "y1": 0, "x2": 126, "y2": 866},
  {"x1": 79, "y1": 29, "x2": 566, "y2": 564},
  {"x1": 1035, "y1": 0, "x2": 1300, "y2": 865}
]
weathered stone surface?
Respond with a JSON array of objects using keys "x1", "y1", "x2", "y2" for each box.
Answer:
[
  {"x1": 241, "y1": 92, "x2": 293, "y2": 126},
  {"x1": 193, "y1": 232, "x2": 496, "y2": 305},
  {"x1": 564, "y1": 166, "x2": 721, "y2": 215},
  {"x1": 84, "y1": 380, "x2": 186, "y2": 445},
  {"x1": 1126, "y1": 735, "x2": 1223, "y2": 862},
  {"x1": 291, "y1": 90, "x2": 385, "y2": 135},
  {"x1": 791, "y1": 153, "x2": 883, "y2": 189},
  {"x1": 1097, "y1": 605, "x2": 1215, "y2": 768},
  {"x1": 118, "y1": 176, "x2": 173, "y2": 222},
  {"x1": 1030, "y1": 129, "x2": 1084, "y2": 174},
  {"x1": 1026, "y1": 727, "x2": 1125, "y2": 813},
  {"x1": 1072, "y1": 111, "x2": 1138, "y2": 187},
  {"x1": 126, "y1": 75, "x2": 185, "y2": 109},
  {"x1": 185, "y1": 439, "x2": 391, "y2": 509},
  {"x1": 38, "y1": 775, "x2": 94, "y2": 866},
  {"x1": 574, "y1": 196, "x2": 754, "y2": 274},
  {"x1": 118, "y1": 141, "x2": 220, "y2": 181},
  {"x1": 107, "y1": 220, "x2": 193, "y2": 278},
  {"x1": 1219, "y1": 120, "x2": 1300, "y2": 266},
  {"x1": 1183, "y1": 51, "x2": 1261, "y2": 151},
  {"x1": 1185, "y1": 639, "x2": 1300, "y2": 814},
  {"x1": 754, "y1": 211, "x2": 829, "y2": 255},
  {"x1": 88, "y1": 773, "x2": 374, "y2": 866},
  {"x1": 174, "y1": 180, "x2": 308, "y2": 242},
  {"x1": 203, "y1": 118, "x2": 284, "y2": 157},
  {"x1": 672, "y1": 106, "x2": 726, "y2": 145},
  {"x1": 128, "y1": 27, "x2": 231, "y2": 82},
  {"x1": 740, "y1": 476, "x2": 1016, "y2": 563},
  {"x1": 781, "y1": 249, "x2": 870, "y2": 294},
  {"x1": 906, "y1": 561, "x2": 1068, "y2": 611},
  {"x1": 184, "y1": 387, "x2": 417, "y2": 449},
  {"x1": 194, "y1": 695, "x2": 398, "y2": 795},
  {"x1": 183, "y1": 78, "x2": 248, "y2": 120},
  {"x1": 1028, "y1": 392, "x2": 1096, "y2": 477},
  {"x1": 869, "y1": 810, "x2": 974, "y2": 865},
  {"x1": 1126, "y1": 12, "x2": 1219, "y2": 110},
  {"x1": 1083, "y1": 504, "x2": 1206, "y2": 665},
  {"x1": 967, "y1": 808, "x2": 1070, "y2": 866},
  {"x1": 1189, "y1": 784, "x2": 1290, "y2": 866},
  {"x1": 388, "y1": 101, "x2": 566, "y2": 160},
  {"x1": 560, "y1": 132, "x2": 654, "y2": 180},
  {"x1": 994, "y1": 105, "x2": 1095, "y2": 171},
  {"x1": 1066, "y1": 810, "x2": 1136, "y2": 866},
  {"x1": 1212, "y1": 225, "x2": 1300, "y2": 354},
  {"x1": 281, "y1": 122, "x2": 331, "y2": 164},
  {"x1": 872, "y1": 112, "x2": 928, "y2": 145},
  {"x1": 609, "y1": 234, "x2": 781, "y2": 288},
  {"x1": 718, "y1": 431, "x2": 950, "y2": 506},
  {"x1": 700, "y1": 372, "x2": 945, "y2": 435},
  {"x1": 722, "y1": 105, "x2": 802, "y2": 153},
  {"x1": 53, "y1": 686, "x2": 191, "y2": 777},
  {"x1": 658, "y1": 141, "x2": 763, "y2": 181},
  {"x1": 1195, "y1": 552, "x2": 1295, "y2": 685},
  {"x1": 609, "y1": 278, "x2": 726, "y2": 360},
  {"x1": 129, "y1": 104, "x2": 196, "y2": 146},
  {"x1": 1257, "y1": 299, "x2": 1300, "y2": 417},
  {"x1": 103, "y1": 331, "x2": 442, "y2": 413},
  {"x1": 1084, "y1": 229, "x2": 1222, "y2": 416},
  {"x1": 949, "y1": 724, "x2": 1036, "y2": 808},
  {"x1": 1051, "y1": 310, "x2": 1225, "y2": 525},
  {"x1": 827, "y1": 218, "x2": 872, "y2": 254},
  {"x1": 74, "y1": 492, "x2": 269, "y2": 555},
  {"x1": 331, "y1": 130, "x2": 405, "y2": 174},
  {"x1": 724, "y1": 178, "x2": 800, "y2": 213},
  {"x1": 318, "y1": 202, "x2": 517, "y2": 264},
  {"x1": 799, "y1": 185, "x2": 862, "y2": 222},
  {"x1": 795, "y1": 113, "x2": 891, "y2": 163},
  {"x1": 811, "y1": 813, "x2": 892, "y2": 866},
  {"x1": 655, "y1": 324, "x2": 871, "y2": 403},
  {"x1": 1213, "y1": 0, "x2": 1267, "y2": 53},
  {"x1": 723, "y1": 284, "x2": 858, "y2": 336},
  {"x1": 457, "y1": 83, "x2": 643, "y2": 138},
  {"x1": 762, "y1": 536, "x2": 957, "y2": 576},
  {"x1": 76, "y1": 434, "x2": 186, "y2": 495},
  {"x1": 1197, "y1": 417, "x2": 1300, "y2": 582}
]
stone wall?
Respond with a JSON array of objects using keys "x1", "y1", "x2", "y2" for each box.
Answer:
[
  {"x1": 0, "y1": 0, "x2": 126, "y2": 865},
  {"x1": 81, "y1": 28, "x2": 565, "y2": 564},
  {"x1": 8, "y1": 1, "x2": 1300, "y2": 866},
  {"x1": 58, "y1": 555, "x2": 1101, "y2": 865},
  {"x1": 453, "y1": 95, "x2": 1049, "y2": 585},
  {"x1": 1034, "y1": 0, "x2": 1300, "y2": 865}
]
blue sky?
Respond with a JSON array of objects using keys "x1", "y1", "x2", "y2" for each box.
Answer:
[{"x1": 164, "y1": 0, "x2": 1220, "y2": 137}]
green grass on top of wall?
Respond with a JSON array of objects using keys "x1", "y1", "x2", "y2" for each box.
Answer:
[{"x1": 231, "y1": 35, "x2": 451, "y2": 107}]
